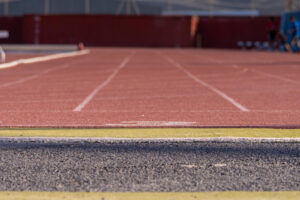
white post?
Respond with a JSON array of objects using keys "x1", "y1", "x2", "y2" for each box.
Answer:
[
  {"x1": 85, "y1": 0, "x2": 90, "y2": 14},
  {"x1": 209, "y1": 0, "x2": 214, "y2": 16},
  {"x1": 126, "y1": 0, "x2": 131, "y2": 15},
  {"x1": 116, "y1": 0, "x2": 125, "y2": 15},
  {"x1": 44, "y1": 0, "x2": 49, "y2": 15},
  {"x1": 0, "y1": 46, "x2": 6, "y2": 64},
  {"x1": 251, "y1": 0, "x2": 255, "y2": 10},
  {"x1": 167, "y1": 0, "x2": 172, "y2": 14},
  {"x1": 285, "y1": 0, "x2": 292, "y2": 11},
  {"x1": 132, "y1": 0, "x2": 140, "y2": 15},
  {"x1": 250, "y1": 0, "x2": 255, "y2": 17},
  {"x1": 34, "y1": 16, "x2": 41, "y2": 44},
  {"x1": 4, "y1": 0, "x2": 9, "y2": 16}
]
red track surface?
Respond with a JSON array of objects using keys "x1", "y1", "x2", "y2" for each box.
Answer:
[{"x1": 1, "y1": 48, "x2": 300, "y2": 127}]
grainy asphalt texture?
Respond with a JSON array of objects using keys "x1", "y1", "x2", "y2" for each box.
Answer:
[{"x1": 0, "y1": 140, "x2": 299, "y2": 192}]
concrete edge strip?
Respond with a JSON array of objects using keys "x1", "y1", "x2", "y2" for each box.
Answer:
[
  {"x1": 1, "y1": 128, "x2": 300, "y2": 139},
  {"x1": 1, "y1": 137, "x2": 300, "y2": 143},
  {"x1": 2, "y1": 44, "x2": 78, "y2": 52},
  {"x1": 0, "y1": 191, "x2": 299, "y2": 200},
  {"x1": 0, "y1": 49, "x2": 90, "y2": 69}
]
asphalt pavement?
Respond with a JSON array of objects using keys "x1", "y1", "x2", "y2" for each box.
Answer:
[{"x1": 0, "y1": 139, "x2": 299, "y2": 192}]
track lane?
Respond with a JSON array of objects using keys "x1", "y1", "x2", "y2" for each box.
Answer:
[
  {"x1": 84, "y1": 50, "x2": 238, "y2": 115},
  {"x1": 74, "y1": 51, "x2": 135, "y2": 112},
  {"x1": 0, "y1": 50, "x2": 130, "y2": 112},
  {"x1": 171, "y1": 49, "x2": 300, "y2": 112},
  {"x1": 0, "y1": 48, "x2": 300, "y2": 127}
]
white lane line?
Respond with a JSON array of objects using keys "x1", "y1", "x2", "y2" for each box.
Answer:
[
  {"x1": 73, "y1": 52, "x2": 135, "y2": 112},
  {"x1": 251, "y1": 69, "x2": 300, "y2": 84},
  {"x1": 207, "y1": 57, "x2": 223, "y2": 64},
  {"x1": 232, "y1": 64, "x2": 239, "y2": 69},
  {"x1": 232, "y1": 63, "x2": 300, "y2": 84},
  {"x1": 164, "y1": 56, "x2": 249, "y2": 112},
  {"x1": 0, "y1": 50, "x2": 90, "y2": 70},
  {"x1": 1, "y1": 109, "x2": 300, "y2": 113},
  {"x1": 0, "y1": 64, "x2": 70, "y2": 88},
  {"x1": 105, "y1": 121, "x2": 196, "y2": 127}
]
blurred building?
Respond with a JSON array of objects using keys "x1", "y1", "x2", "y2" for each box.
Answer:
[{"x1": 0, "y1": 0, "x2": 300, "y2": 16}]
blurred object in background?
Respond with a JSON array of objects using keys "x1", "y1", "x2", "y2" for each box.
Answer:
[
  {"x1": 266, "y1": 17, "x2": 278, "y2": 50},
  {"x1": 279, "y1": 32, "x2": 292, "y2": 52},
  {"x1": 78, "y1": 42, "x2": 84, "y2": 51},
  {"x1": 0, "y1": 0, "x2": 299, "y2": 16},
  {"x1": 0, "y1": 46, "x2": 6, "y2": 63},
  {"x1": 0, "y1": 0, "x2": 300, "y2": 49},
  {"x1": 281, "y1": 10, "x2": 300, "y2": 52}
]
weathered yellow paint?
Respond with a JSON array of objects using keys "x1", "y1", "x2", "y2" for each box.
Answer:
[{"x1": 0, "y1": 128, "x2": 299, "y2": 138}]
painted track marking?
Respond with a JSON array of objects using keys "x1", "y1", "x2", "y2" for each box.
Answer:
[
  {"x1": 0, "y1": 64, "x2": 70, "y2": 88},
  {"x1": 203, "y1": 55, "x2": 224, "y2": 64},
  {"x1": 251, "y1": 69, "x2": 300, "y2": 84},
  {"x1": 0, "y1": 50, "x2": 89, "y2": 69},
  {"x1": 73, "y1": 52, "x2": 135, "y2": 112},
  {"x1": 105, "y1": 121, "x2": 196, "y2": 127},
  {"x1": 232, "y1": 63, "x2": 300, "y2": 84},
  {"x1": 163, "y1": 55, "x2": 249, "y2": 112},
  {"x1": 0, "y1": 109, "x2": 300, "y2": 113},
  {"x1": 0, "y1": 192, "x2": 299, "y2": 200}
]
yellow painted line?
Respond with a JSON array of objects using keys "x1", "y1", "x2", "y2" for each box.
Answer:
[
  {"x1": 0, "y1": 128, "x2": 299, "y2": 138},
  {"x1": 0, "y1": 192, "x2": 299, "y2": 200}
]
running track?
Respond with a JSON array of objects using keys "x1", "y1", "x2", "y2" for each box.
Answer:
[{"x1": 1, "y1": 48, "x2": 300, "y2": 128}]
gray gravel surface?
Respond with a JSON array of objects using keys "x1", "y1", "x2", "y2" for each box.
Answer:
[{"x1": 0, "y1": 140, "x2": 299, "y2": 192}]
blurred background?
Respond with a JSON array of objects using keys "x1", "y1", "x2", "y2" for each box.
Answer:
[{"x1": 0, "y1": 0, "x2": 299, "y2": 48}]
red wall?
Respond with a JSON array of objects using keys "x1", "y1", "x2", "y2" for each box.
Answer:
[
  {"x1": 0, "y1": 15, "x2": 281, "y2": 48},
  {"x1": 0, "y1": 17, "x2": 23, "y2": 44},
  {"x1": 197, "y1": 17, "x2": 281, "y2": 48},
  {"x1": 23, "y1": 15, "x2": 193, "y2": 47}
]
